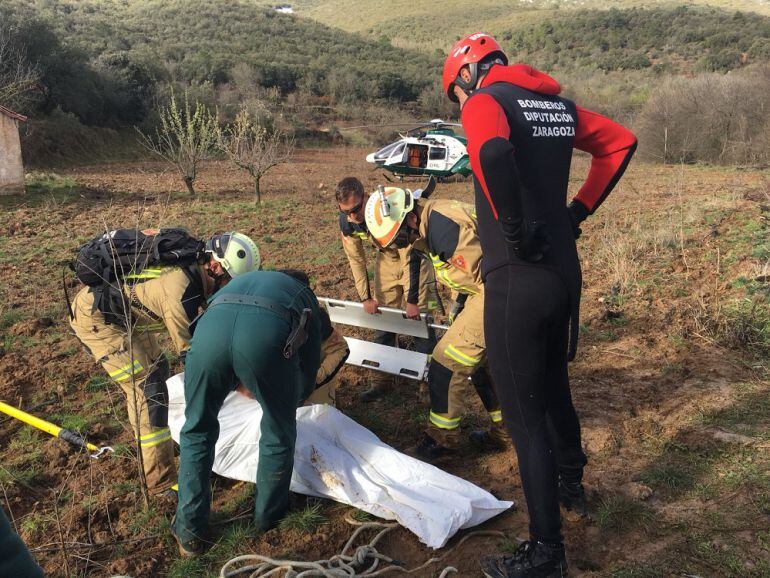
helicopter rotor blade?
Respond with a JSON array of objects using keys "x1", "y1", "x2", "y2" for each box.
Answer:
[{"x1": 336, "y1": 122, "x2": 423, "y2": 130}]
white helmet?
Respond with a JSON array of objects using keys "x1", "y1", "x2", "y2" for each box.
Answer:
[
  {"x1": 364, "y1": 186, "x2": 414, "y2": 249},
  {"x1": 206, "y1": 232, "x2": 261, "y2": 277}
]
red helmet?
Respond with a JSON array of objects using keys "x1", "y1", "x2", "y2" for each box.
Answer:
[{"x1": 443, "y1": 33, "x2": 507, "y2": 102}]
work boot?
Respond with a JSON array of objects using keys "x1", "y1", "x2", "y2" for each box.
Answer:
[
  {"x1": 559, "y1": 478, "x2": 589, "y2": 521},
  {"x1": 409, "y1": 428, "x2": 461, "y2": 462},
  {"x1": 469, "y1": 422, "x2": 510, "y2": 451},
  {"x1": 359, "y1": 374, "x2": 394, "y2": 402},
  {"x1": 170, "y1": 516, "x2": 208, "y2": 558},
  {"x1": 480, "y1": 540, "x2": 567, "y2": 578}
]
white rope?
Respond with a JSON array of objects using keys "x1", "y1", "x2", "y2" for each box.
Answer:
[{"x1": 219, "y1": 518, "x2": 505, "y2": 578}]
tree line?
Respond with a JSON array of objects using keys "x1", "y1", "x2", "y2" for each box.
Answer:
[{"x1": 2, "y1": 1, "x2": 769, "y2": 167}]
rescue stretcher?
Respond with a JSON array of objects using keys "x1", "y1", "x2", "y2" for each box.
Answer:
[{"x1": 317, "y1": 297, "x2": 448, "y2": 381}]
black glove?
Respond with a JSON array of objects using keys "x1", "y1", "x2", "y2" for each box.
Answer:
[
  {"x1": 567, "y1": 200, "x2": 589, "y2": 240},
  {"x1": 501, "y1": 217, "x2": 550, "y2": 263}
]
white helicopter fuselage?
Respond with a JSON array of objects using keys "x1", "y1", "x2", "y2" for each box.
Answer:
[{"x1": 366, "y1": 132, "x2": 467, "y2": 173}]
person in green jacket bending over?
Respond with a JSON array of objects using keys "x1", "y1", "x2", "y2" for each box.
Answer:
[{"x1": 171, "y1": 269, "x2": 322, "y2": 556}]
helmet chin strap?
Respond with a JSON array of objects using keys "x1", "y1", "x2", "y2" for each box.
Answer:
[
  {"x1": 455, "y1": 57, "x2": 505, "y2": 97},
  {"x1": 206, "y1": 266, "x2": 229, "y2": 291}
]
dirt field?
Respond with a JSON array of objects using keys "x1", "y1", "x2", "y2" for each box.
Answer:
[{"x1": 0, "y1": 147, "x2": 768, "y2": 577}]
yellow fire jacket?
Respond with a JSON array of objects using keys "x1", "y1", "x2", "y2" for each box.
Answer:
[
  {"x1": 123, "y1": 264, "x2": 208, "y2": 353},
  {"x1": 407, "y1": 198, "x2": 484, "y2": 303}
]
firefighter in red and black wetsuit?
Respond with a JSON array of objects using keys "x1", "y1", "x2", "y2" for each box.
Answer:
[{"x1": 443, "y1": 33, "x2": 637, "y2": 577}]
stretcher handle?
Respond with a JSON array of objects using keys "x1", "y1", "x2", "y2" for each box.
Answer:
[{"x1": 318, "y1": 297, "x2": 449, "y2": 332}]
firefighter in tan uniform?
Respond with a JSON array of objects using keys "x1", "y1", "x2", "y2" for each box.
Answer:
[
  {"x1": 69, "y1": 232, "x2": 260, "y2": 498},
  {"x1": 335, "y1": 177, "x2": 436, "y2": 401},
  {"x1": 366, "y1": 188, "x2": 506, "y2": 460}
]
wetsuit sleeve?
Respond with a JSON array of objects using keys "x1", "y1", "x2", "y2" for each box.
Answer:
[
  {"x1": 572, "y1": 105, "x2": 638, "y2": 215},
  {"x1": 461, "y1": 93, "x2": 520, "y2": 223},
  {"x1": 340, "y1": 232, "x2": 371, "y2": 301},
  {"x1": 406, "y1": 248, "x2": 422, "y2": 305}
]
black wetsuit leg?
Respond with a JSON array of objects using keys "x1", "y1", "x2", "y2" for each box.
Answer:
[{"x1": 484, "y1": 264, "x2": 586, "y2": 543}]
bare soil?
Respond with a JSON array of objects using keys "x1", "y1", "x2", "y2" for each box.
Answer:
[{"x1": 0, "y1": 148, "x2": 768, "y2": 577}]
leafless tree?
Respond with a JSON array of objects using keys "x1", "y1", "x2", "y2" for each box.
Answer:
[
  {"x1": 219, "y1": 106, "x2": 294, "y2": 204},
  {"x1": 136, "y1": 91, "x2": 218, "y2": 195},
  {"x1": 0, "y1": 25, "x2": 40, "y2": 109},
  {"x1": 635, "y1": 66, "x2": 770, "y2": 166}
]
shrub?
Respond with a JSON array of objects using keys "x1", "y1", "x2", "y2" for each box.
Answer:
[{"x1": 635, "y1": 67, "x2": 770, "y2": 166}]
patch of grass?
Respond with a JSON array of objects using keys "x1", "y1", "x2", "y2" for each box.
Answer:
[
  {"x1": 596, "y1": 495, "x2": 654, "y2": 534},
  {"x1": 694, "y1": 482, "x2": 717, "y2": 501},
  {"x1": 497, "y1": 534, "x2": 519, "y2": 553},
  {"x1": 716, "y1": 450, "x2": 769, "y2": 490},
  {"x1": 218, "y1": 519, "x2": 255, "y2": 551},
  {"x1": 2, "y1": 333, "x2": 17, "y2": 351},
  {"x1": 25, "y1": 172, "x2": 78, "y2": 194},
  {"x1": 610, "y1": 563, "x2": 663, "y2": 578},
  {"x1": 641, "y1": 439, "x2": 723, "y2": 497},
  {"x1": 701, "y1": 382, "x2": 770, "y2": 438},
  {"x1": 640, "y1": 463, "x2": 694, "y2": 492},
  {"x1": 350, "y1": 509, "x2": 376, "y2": 523},
  {"x1": 594, "y1": 329, "x2": 619, "y2": 342},
  {"x1": 660, "y1": 361, "x2": 684, "y2": 377},
  {"x1": 685, "y1": 533, "x2": 745, "y2": 576},
  {"x1": 278, "y1": 503, "x2": 327, "y2": 533},
  {"x1": 0, "y1": 463, "x2": 40, "y2": 487},
  {"x1": 721, "y1": 298, "x2": 770, "y2": 357},
  {"x1": 2, "y1": 427, "x2": 44, "y2": 487},
  {"x1": 51, "y1": 413, "x2": 90, "y2": 432},
  {"x1": 167, "y1": 555, "x2": 208, "y2": 578},
  {"x1": 111, "y1": 443, "x2": 135, "y2": 459},
  {"x1": 85, "y1": 376, "x2": 109, "y2": 392},
  {"x1": 757, "y1": 530, "x2": 770, "y2": 552},
  {"x1": 668, "y1": 332, "x2": 686, "y2": 349},
  {"x1": 111, "y1": 480, "x2": 138, "y2": 496},
  {"x1": 19, "y1": 512, "x2": 50, "y2": 541},
  {"x1": 127, "y1": 505, "x2": 167, "y2": 535},
  {"x1": 0, "y1": 309, "x2": 26, "y2": 329},
  {"x1": 8, "y1": 425, "x2": 43, "y2": 450},
  {"x1": 752, "y1": 492, "x2": 770, "y2": 515}
]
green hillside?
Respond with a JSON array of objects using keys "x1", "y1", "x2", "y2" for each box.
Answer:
[
  {"x1": 505, "y1": 7, "x2": 770, "y2": 73},
  {"x1": 5, "y1": 0, "x2": 437, "y2": 102},
  {"x1": 282, "y1": 0, "x2": 770, "y2": 50}
]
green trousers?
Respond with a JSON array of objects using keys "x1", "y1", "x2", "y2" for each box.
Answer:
[
  {"x1": 0, "y1": 507, "x2": 44, "y2": 578},
  {"x1": 173, "y1": 279, "x2": 320, "y2": 544}
]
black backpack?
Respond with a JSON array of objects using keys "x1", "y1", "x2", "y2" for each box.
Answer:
[{"x1": 68, "y1": 228, "x2": 205, "y2": 327}]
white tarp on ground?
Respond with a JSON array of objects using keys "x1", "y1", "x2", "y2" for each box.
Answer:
[{"x1": 167, "y1": 373, "x2": 512, "y2": 548}]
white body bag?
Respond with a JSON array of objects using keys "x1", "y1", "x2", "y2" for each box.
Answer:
[{"x1": 167, "y1": 373, "x2": 512, "y2": 548}]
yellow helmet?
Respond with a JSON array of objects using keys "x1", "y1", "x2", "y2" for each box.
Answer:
[
  {"x1": 364, "y1": 186, "x2": 414, "y2": 249},
  {"x1": 206, "y1": 232, "x2": 261, "y2": 277}
]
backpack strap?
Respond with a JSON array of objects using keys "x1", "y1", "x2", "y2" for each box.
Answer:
[{"x1": 127, "y1": 285, "x2": 163, "y2": 323}]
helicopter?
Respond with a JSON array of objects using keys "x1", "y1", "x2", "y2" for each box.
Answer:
[{"x1": 361, "y1": 119, "x2": 471, "y2": 180}]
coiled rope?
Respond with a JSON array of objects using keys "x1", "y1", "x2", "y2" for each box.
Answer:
[{"x1": 219, "y1": 517, "x2": 505, "y2": 577}]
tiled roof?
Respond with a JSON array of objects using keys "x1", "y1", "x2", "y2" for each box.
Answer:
[{"x1": 0, "y1": 105, "x2": 28, "y2": 122}]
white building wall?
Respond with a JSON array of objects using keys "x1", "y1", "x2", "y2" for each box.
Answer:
[{"x1": 0, "y1": 114, "x2": 24, "y2": 194}]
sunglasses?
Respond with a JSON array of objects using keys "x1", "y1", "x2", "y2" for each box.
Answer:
[{"x1": 340, "y1": 197, "x2": 365, "y2": 216}]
